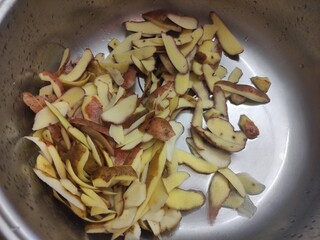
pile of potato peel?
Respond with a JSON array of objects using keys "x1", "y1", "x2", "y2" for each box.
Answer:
[{"x1": 23, "y1": 9, "x2": 271, "y2": 240}]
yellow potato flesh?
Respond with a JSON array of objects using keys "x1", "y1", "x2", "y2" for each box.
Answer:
[
  {"x1": 166, "y1": 188, "x2": 205, "y2": 210},
  {"x1": 208, "y1": 172, "x2": 230, "y2": 222},
  {"x1": 175, "y1": 149, "x2": 218, "y2": 174},
  {"x1": 161, "y1": 33, "x2": 189, "y2": 74},
  {"x1": 210, "y1": 12, "x2": 244, "y2": 55}
]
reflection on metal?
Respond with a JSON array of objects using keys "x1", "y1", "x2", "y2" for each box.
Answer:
[{"x1": 0, "y1": 0, "x2": 16, "y2": 23}]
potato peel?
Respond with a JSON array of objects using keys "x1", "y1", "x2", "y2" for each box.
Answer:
[
  {"x1": 23, "y1": 9, "x2": 271, "y2": 240},
  {"x1": 139, "y1": 117, "x2": 175, "y2": 142}
]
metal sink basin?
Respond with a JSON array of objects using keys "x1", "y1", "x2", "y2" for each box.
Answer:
[{"x1": 0, "y1": 0, "x2": 319, "y2": 239}]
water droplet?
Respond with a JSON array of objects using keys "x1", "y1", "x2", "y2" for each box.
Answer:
[{"x1": 290, "y1": 233, "x2": 296, "y2": 238}]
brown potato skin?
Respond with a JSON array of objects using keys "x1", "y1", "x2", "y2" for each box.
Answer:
[
  {"x1": 216, "y1": 81, "x2": 270, "y2": 103},
  {"x1": 87, "y1": 59, "x2": 108, "y2": 77},
  {"x1": 142, "y1": 10, "x2": 181, "y2": 32},
  {"x1": 194, "y1": 52, "x2": 207, "y2": 64},
  {"x1": 114, "y1": 145, "x2": 142, "y2": 166},
  {"x1": 70, "y1": 118, "x2": 110, "y2": 136},
  {"x1": 48, "y1": 124, "x2": 63, "y2": 145},
  {"x1": 229, "y1": 93, "x2": 246, "y2": 105},
  {"x1": 239, "y1": 115, "x2": 259, "y2": 139},
  {"x1": 92, "y1": 165, "x2": 137, "y2": 182}
]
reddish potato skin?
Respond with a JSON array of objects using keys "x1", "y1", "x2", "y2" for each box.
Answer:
[
  {"x1": 48, "y1": 124, "x2": 63, "y2": 143},
  {"x1": 139, "y1": 117, "x2": 175, "y2": 141},
  {"x1": 121, "y1": 66, "x2": 137, "y2": 90},
  {"x1": 23, "y1": 92, "x2": 57, "y2": 113},
  {"x1": 84, "y1": 96, "x2": 103, "y2": 124}
]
